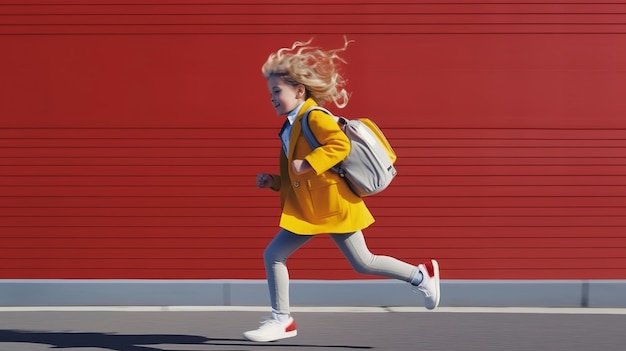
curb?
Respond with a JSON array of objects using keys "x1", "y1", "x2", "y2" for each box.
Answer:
[{"x1": 0, "y1": 279, "x2": 625, "y2": 308}]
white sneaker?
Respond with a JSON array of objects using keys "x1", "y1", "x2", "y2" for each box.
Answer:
[
  {"x1": 243, "y1": 315, "x2": 298, "y2": 342},
  {"x1": 414, "y1": 259, "x2": 441, "y2": 310}
]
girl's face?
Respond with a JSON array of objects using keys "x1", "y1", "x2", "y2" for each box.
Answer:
[{"x1": 267, "y1": 75, "x2": 305, "y2": 116}]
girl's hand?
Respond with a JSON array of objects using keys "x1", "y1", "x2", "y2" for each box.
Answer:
[
  {"x1": 292, "y1": 159, "x2": 312, "y2": 175},
  {"x1": 256, "y1": 173, "x2": 274, "y2": 188}
]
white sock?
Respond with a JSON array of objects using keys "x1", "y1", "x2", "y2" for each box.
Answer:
[
  {"x1": 272, "y1": 310, "x2": 290, "y2": 323},
  {"x1": 411, "y1": 269, "x2": 424, "y2": 286}
]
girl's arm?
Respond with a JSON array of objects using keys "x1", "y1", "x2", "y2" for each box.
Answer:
[{"x1": 303, "y1": 110, "x2": 350, "y2": 175}]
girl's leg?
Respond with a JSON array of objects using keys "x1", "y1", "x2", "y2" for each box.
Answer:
[
  {"x1": 330, "y1": 231, "x2": 417, "y2": 281},
  {"x1": 264, "y1": 229, "x2": 313, "y2": 315}
]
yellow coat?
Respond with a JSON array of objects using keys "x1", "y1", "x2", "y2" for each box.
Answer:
[{"x1": 270, "y1": 98, "x2": 375, "y2": 234}]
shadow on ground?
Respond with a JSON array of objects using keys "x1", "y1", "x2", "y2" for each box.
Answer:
[{"x1": 0, "y1": 329, "x2": 373, "y2": 350}]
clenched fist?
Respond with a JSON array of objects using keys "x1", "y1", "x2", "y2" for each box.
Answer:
[{"x1": 256, "y1": 173, "x2": 274, "y2": 189}]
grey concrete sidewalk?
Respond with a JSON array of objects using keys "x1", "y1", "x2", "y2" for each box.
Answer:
[{"x1": 1, "y1": 309, "x2": 626, "y2": 351}]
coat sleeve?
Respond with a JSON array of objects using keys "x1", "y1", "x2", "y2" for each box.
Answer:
[
  {"x1": 303, "y1": 110, "x2": 351, "y2": 175},
  {"x1": 270, "y1": 148, "x2": 286, "y2": 192},
  {"x1": 270, "y1": 174, "x2": 281, "y2": 191}
]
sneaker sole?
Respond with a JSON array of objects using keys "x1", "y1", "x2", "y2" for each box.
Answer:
[
  {"x1": 429, "y1": 259, "x2": 441, "y2": 310},
  {"x1": 243, "y1": 330, "x2": 297, "y2": 343}
]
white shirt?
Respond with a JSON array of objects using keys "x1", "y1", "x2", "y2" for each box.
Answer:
[{"x1": 280, "y1": 101, "x2": 305, "y2": 156}]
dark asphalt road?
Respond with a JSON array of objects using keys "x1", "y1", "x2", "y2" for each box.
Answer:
[{"x1": 1, "y1": 310, "x2": 625, "y2": 351}]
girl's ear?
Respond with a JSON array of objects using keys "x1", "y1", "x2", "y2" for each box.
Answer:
[{"x1": 296, "y1": 84, "x2": 306, "y2": 99}]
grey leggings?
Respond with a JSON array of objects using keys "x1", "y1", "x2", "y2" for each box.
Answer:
[{"x1": 264, "y1": 229, "x2": 418, "y2": 314}]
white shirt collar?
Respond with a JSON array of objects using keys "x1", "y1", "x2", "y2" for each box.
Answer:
[{"x1": 286, "y1": 101, "x2": 305, "y2": 125}]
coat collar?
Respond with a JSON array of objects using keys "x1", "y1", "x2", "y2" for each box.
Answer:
[{"x1": 287, "y1": 98, "x2": 318, "y2": 159}]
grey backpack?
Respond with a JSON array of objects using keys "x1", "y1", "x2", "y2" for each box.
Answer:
[{"x1": 301, "y1": 107, "x2": 398, "y2": 197}]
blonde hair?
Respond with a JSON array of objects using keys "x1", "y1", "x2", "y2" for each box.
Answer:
[{"x1": 262, "y1": 37, "x2": 353, "y2": 108}]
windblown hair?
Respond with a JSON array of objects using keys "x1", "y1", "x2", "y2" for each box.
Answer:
[{"x1": 262, "y1": 38, "x2": 353, "y2": 108}]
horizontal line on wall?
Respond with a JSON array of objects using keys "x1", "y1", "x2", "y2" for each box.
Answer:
[
  {"x1": 3, "y1": 215, "x2": 626, "y2": 218},
  {"x1": 0, "y1": 238, "x2": 618, "y2": 242},
  {"x1": 400, "y1": 164, "x2": 626, "y2": 166},
  {"x1": 0, "y1": 206, "x2": 272, "y2": 209},
  {"x1": 3, "y1": 12, "x2": 626, "y2": 15},
  {"x1": 5, "y1": 184, "x2": 626, "y2": 187},
  {"x1": 0, "y1": 174, "x2": 626, "y2": 177},
  {"x1": 3, "y1": 138, "x2": 626, "y2": 141},
  {"x1": 0, "y1": 146, "x2": 268, "y2": 148},
  {"x1": 2, "y1": 142, "x2": 626, "y2": 145},
  {"x1": 1, "y1": 156, "x2": 624, "y2": 159},
  {"x1": 3, "y1": 163, "x2": 626, "y2": 167},
  {"x1": 408, "y1": 159, "x2": 626, "y2": 161},
  {"x1": 5, "y1": 256, "x2": 624, "y2": 260},
  {"x1": 0, "y1": 239, "x2": 622, "y2": 243},
  {"x1": 8, "y1": 165, "x2": 624, "y2": 168},
  {"x1": 0, "y1": 157, "x2": 277, "y2": 159},
  {"x1": 0, "y1": 195, "x2": 274, "y2": 198},
  {"x1": 2, "y1": 32, "x2": 626, "y2": 35},
  {"x1": 4, "y1": 23, "x2": 626, "y2": 25},
  {"x1": 0, "y1": 146, "x2": 573, "y2": 152},
  {"x1": 0, "y1": 127, "x2": 275, "y2": 130},
  {"x1": 14, "y1": 138, "x2": 626, "y2": 141},
  {"x1": 12, "y1": 269, "x2": 617, "y2": 275},
  {"x1": 0, "y1": 175, "x2": 624, "y2": 179},
  {"x1": 3, "y1": 175, "x2": 626, "y2": 178},
  {"x1": 397, "y1": 139, "x2": 626, "y2": 141},
  {"x1": 2, "y1": 238, "x2": 274, "y2": 241},
  {"x1": 4, "y1": 146, "x2": 626, "y2": 149},
  {"x1": 3, "y1": 194, "x2": 626, "y2": 197},
  {"x1": 2, "y1": 139, "x2": 626, "y2": 142},
  {"x1": 0, "y1": 257, "x2": 264, "y2": 260},
  {"x1": 4, "y1": 127, "x2": 626, "y2": 130},
  {"x1": 1, "y1": 3, "x2": 624, "y2": 6},
  {"x1": 3, "y1": 138, "x2": 268, "y2": 142},
  {"x1": 4, "y1": 206, "x2": 626, "y2": 209},
  {"x1": 0, "y1": 267, "x2": 260, "y2": 270},
  {"x1": 3, "y1": 225, "x2": 626, "y2": 228},
  {"x1": 0, "y1": 175, "x2": 249, "y2": 177}
]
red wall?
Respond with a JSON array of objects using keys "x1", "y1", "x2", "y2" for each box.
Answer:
[{"x1": 1, "y1": 0, "x2": 625, "y2": 280}]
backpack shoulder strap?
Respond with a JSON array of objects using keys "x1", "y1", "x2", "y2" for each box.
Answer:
[
  {"x1": 300, "y1": 106, "x2": 337, "y2": 149},
  {"x1": 301, "y1": 106, "x2": 345, "y2": 175}
]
